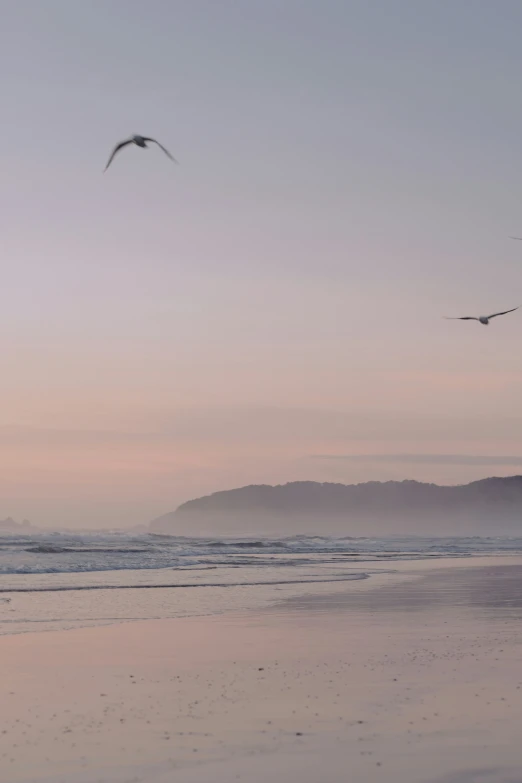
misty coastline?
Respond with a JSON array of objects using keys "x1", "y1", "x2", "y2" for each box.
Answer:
[{"x1": 150, "y1": 475, "x2": 522, "y2": 536}]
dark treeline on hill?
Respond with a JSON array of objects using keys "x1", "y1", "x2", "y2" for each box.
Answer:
[{"x1": 150, "y1": 477, "x2": 522, "y2": 537}]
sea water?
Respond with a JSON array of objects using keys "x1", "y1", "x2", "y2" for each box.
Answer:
[{"x1": 0, "y1": 532, "x2": 521, "y2": 635}]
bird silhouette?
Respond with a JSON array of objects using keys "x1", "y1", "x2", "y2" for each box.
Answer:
[
  {"x1": 104, "y1": 135, "x2": 178, "y2": 171},
  {"x1": 444, "y1": 307, "x2": 518, "y2": 325}
]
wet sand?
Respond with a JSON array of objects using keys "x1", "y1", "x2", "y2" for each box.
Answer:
[{"x1": 1, "y1": 556, "x2": 522, "y2": 782}]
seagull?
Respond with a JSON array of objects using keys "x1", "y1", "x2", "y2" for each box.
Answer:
[
  {"x1": 444, "y1": 307, "x2": 519, "y2": 325},
  {"x1": 104, "y1": 135, "x2": 178, "y2": 171}
]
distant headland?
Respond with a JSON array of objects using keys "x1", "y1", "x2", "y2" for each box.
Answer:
[
  {"x1": 0, "y1": 517, "x2": 35, "y2": 533},
  {"x1": 149, "y1": 476, "x2": 522, "y2": 537}
]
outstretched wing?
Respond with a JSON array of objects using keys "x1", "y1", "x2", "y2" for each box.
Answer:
[
  {"x1": 104, "y1": 139, "x2": 133, "y2": 172},
  {"x1": 443, "y1": 316, "x2": 478, "y2": 321},
  {"x1": 143, "y1": 137, "x2": 178, "y2": 163},
  {"x1": 487, "y1": 307, "x2": 519, "y2": 319},
  {"x1": 509, "y1": 237, "x2": 522, "y2": 240}
]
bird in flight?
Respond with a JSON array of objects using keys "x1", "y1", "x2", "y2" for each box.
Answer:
[
  {"x1": 444, "y1": 307, "x2": 519, "y2": 325},
  {"x1": 104, "y1": 135, "x2": 178, "y2": 171},
  {"x1": 509, "y1": 236, "x2": 522, "y2": 240}
]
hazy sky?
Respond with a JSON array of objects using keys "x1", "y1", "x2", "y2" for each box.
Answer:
[{"x1": 2, "y1": 0, "x2": 522, "y2": 528}]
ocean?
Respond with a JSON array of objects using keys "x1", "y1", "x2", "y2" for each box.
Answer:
[{"x1": 1, "y1": 532, "x2": 521, "y2": 636}]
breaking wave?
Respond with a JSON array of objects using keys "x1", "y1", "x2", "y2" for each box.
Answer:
[{"x1": 0, "y1": 532, "x2": 522, "y2": 577}]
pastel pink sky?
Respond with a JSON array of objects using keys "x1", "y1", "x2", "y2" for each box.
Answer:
[{"x1": 1, "y1": 1, "x2": 522, "y2": 527}]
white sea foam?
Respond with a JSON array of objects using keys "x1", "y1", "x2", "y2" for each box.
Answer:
[{"x1": 0, "y1": 532, "x2": 521, "y2": 576}]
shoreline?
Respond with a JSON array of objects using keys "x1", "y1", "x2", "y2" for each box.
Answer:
[{"x1": 2, "y1": 553, "x2": 522, "y2": 638}]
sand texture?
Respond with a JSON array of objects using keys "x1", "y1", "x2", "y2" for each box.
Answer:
[{"x1": 1, "y1": 557, "x2": 522, "y2": 782}]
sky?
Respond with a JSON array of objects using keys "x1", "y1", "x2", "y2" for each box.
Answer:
[{"x1": 2, "y1": 0, "x2": 522, "y2": 528}]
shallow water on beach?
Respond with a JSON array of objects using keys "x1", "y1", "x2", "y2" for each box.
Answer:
[{"x1": 1, "y1": 533, "x2": 522, "y2": 635}]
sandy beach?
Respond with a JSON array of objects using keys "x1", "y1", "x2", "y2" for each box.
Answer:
[{"x1": 1, "y1": 556, "x2": 522, "y2": 783}]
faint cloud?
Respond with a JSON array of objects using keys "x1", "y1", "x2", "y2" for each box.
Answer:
[
  {"x1": 0, "y1": 425, "x2": 154, "y2": 446},
  {"x1": 311, "y1": 453, "x2": 522, "y2": 466}
]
